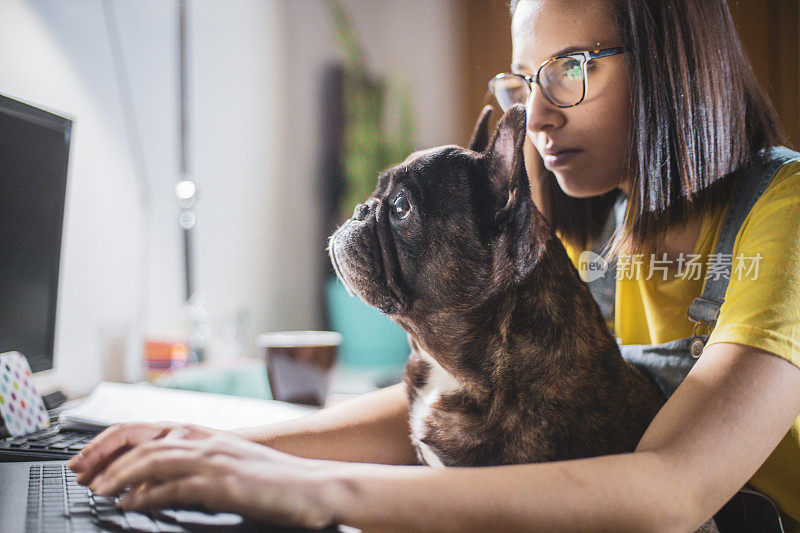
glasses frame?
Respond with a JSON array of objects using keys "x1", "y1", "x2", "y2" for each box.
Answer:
[{"x1": 489, "y1": 46, "x2": 627, "y2": 109}]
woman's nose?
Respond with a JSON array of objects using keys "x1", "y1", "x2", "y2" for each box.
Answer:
[{"x1": 525, "y1": 86, "x2": 566, "y2": 133}]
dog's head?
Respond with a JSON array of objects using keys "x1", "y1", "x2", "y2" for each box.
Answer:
[{"x1": 328, "y1": 104, "x2": 553, "y2": 329}]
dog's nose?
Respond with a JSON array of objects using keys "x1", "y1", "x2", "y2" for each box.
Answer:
[{"x1": 352, "y1": 203, "x2": 369, "y2": 221}]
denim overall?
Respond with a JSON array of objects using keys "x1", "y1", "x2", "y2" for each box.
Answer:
[{"x1": 587, "y1": 147, "x2": 800, "y2": 532}]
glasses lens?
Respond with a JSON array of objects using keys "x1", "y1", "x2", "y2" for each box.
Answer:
[
  {"x1": 540, "y1": 56, "x2": 584, "y2": 107},
  {"x1": 489, "y1": 74, "x2": 530, "y2": 111}
]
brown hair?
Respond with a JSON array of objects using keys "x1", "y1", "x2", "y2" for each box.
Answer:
[{"x1": 509, "y1": 0, "x2": 787, "y2": 255}]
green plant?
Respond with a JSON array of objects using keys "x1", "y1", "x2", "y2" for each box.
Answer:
[{"x1": 326, "y1": 0, "x2": 415, "y2": 223}]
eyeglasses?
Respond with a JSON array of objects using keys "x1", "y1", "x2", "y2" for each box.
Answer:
[{"x1": 488, "y1": 47, "x2": 627, "y2": 110}]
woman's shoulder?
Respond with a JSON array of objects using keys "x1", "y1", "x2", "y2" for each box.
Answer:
[
  {"x1": 708, "y1": 152, "x2": 800, "y2": 365},
  {"x1": 740, "y1": 154, "x2": 800, "y2": 235},
  {"x1": 759, "y1": 151, "x2": 800, "y2": 196}
]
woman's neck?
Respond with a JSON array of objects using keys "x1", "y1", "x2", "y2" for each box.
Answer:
[
  {"x1": 617, "y1": 180, "x2": 705, "y2": 261},
  {"x1": 653, "y1": 216, "x2": 704, "y2": 262},
  {"x1": 529, "y1": 170, "x2": 705, "y2": 261}
]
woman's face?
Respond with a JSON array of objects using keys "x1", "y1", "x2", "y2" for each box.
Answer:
[{"x1": 512, "y1": 0, "x2": 632, "y2": 198}]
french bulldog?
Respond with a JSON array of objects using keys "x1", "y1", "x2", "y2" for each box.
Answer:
[{"x1": 328, "y1": 104, "x2": 665, "y2": 467}]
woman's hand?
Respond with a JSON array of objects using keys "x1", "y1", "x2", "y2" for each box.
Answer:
[
  {"x1": 68, "y1": 423, "x2": 335, "y2": 529},
  {"x1": 67, "y1": 422, "x2": 223, "y2": 486}
]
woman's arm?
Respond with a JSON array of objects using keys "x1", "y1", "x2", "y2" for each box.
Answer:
[
  {"x1": 317, "y1": 342, "x2": 800, "y2": 532},
  {"x1": 69, "y1": 382, "x2": 417, "y2": 486},
  {"x1": 79, "y1": 342, "x2": 800, "y2": 531},
  {"x1": 233, "y1": 382, "x2": 418, "y2": 465}
]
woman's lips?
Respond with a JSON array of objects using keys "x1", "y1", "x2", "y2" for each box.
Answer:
[{"x1": 543, "y1": 149, "x2": 582, "y2": 169}]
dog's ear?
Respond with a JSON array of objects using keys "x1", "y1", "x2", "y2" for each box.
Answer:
[
  {"x1": 484, "y1": 104, "x2": 545, "y2": 280},
  {"x1": 467, "y1": 105, "x2": 493, "y2": 152},
  {"x1": 484, "y1": 104, "x2": 529, "y2": 224}
]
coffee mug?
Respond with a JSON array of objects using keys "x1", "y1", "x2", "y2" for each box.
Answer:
[{"x1": 257, "y1": 331, "x2": 342, "y2": 406}]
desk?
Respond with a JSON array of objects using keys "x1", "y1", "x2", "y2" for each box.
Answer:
[{"x1": 155, "y1": 357, "x2": 404, "y2": 407}]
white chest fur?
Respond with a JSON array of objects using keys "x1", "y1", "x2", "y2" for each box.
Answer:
[{"x1": 409, "y1": 349, "x2": 461, "y2": 468}]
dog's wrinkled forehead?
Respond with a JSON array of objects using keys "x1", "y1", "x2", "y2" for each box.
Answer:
[
  {"x1": 374, "y1": 145, "x2": 482, "y2": 203},
  {"x1": 401, "y1": 145, "x2": 461, "y2": 166}
]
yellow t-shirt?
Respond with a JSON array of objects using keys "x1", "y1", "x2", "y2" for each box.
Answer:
[{"x1": 563, "y1": 160, "x2": 800, "y2": 529}]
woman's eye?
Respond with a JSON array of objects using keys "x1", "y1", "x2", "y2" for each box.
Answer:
[
  {"x1": 392, "y1": 194, "x2": 412, "y2": 219},
  {"x1": 562, "y1": 60, "x2": 582, "y2": 80}
]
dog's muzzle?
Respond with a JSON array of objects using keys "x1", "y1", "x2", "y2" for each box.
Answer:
[{"x1": 328, "y1": 202, "x2": 404, "y2": 315}]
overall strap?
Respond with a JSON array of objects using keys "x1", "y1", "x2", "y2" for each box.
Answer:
[{"x1": 687, "y1": 147, "x2": 800, "y2": 325}]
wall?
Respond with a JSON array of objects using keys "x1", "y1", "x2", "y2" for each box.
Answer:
[
  {"x1": 728, "y1": 0, "x2": 799, "y2": 148},
  {"x1": 277, "y1": 0, "x2": 465, "y2": 328},
  {"x1": 461, "y1": 0, "x2": 513, "y2": 143},
  {"x1": 0, "y1": 0, "x2": 149, "y2": 392},
  {"x1": 0, "y1": 0, "x2": 464, "y2": 396}
]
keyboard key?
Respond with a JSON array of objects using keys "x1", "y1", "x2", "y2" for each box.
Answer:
[
  {"x1": 95, "y1": 512, "x2": 130, "y2": 529},
  {"x1": 51, "y1": 434, "x2": 92, "y2": 449},
  {"x1": 28, "y1": 427, "x2": 61, "y2": 440},
  {"x1": 1, "y1": 423, "x2": 98, "y2": 459},
  {"x1": 124, "y1": 510, "x2": 160, "y2": 532},
  {"x1": 66, "y1": 503, "x2": 92, "y2": 515},
  {"x1": 28, "y1": 434, "x2": 67, "y2": 448}
]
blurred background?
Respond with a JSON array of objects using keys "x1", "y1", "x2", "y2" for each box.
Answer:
[{"x1": 0, "y1": 0, "x2": 796, "y2": 397}]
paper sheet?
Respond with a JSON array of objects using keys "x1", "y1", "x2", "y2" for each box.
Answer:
[{"x1": 59, "y1": 381, "x2": 317, "y2": 431}]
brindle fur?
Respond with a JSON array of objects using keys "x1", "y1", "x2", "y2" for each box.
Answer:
[{"x1": 328, "y1": 104, "x2": 664, "y2": 467}]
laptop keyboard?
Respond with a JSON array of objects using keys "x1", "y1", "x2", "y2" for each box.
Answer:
[
  {"x1": 0, "y1": 424, "x2": 96, "y2": 461},
  {"x1": 26, "y1": 463, "x2": 252, "y2": 532}
]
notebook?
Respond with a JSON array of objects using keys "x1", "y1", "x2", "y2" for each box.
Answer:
[{"x1": 58, "y1": 382, "x2": 317, "y2": 431}]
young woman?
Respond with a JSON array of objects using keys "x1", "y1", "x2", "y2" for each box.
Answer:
[{"x1": 69, "y1": 0, "x2": 800, "y2": 530}]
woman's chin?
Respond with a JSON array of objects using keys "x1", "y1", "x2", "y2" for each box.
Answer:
[{"x1": 553, "y1": 174, "x2": 617, "y2": 199}]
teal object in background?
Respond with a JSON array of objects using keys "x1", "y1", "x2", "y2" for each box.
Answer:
[
  {"x1": 155, "y1": 359, "x2": 271, "y2": 399},
  {"x1": 326, "y1": 276, "x2": 410, "y2": 368}
]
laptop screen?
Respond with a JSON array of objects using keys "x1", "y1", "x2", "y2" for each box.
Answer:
[{"x1": 0, "y1": 94, "x2": 71, "y2": 373}]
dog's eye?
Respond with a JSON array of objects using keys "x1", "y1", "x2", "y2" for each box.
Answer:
[{"x1": 392, "y1": 194, "x2": 412, "y2": 220}]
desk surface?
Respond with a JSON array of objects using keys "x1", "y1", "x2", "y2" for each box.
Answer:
[{"x1": 155, "y1": 357, "x2": 403, "y2": 406}]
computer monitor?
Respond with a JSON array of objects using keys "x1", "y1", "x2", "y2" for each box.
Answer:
[{"x1": 0, "y1": 94, "x2": 72, "y2": 373}]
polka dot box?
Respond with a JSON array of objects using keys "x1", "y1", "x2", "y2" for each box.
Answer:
[{"x1": 0, "y1": 351, "x2": 49, "y2": 437}]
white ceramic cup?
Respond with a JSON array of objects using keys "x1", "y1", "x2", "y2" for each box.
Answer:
[{"x1": 257, "y1": 331, "x2": 342, "y2": 406}]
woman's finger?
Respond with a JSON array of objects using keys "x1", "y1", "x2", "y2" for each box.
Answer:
[
  {"x1": 116, "y1": 462, "x2": 325, "y2": 529},
  {"x1": 118, "y1": 475, "x2": 214, "y2": 512},
  {"x1": 70, "y1": 422, "x2": 219, "y2": 485},
  {"x1": 91, "y1": 447, "x2": 206, "y2": 496},
  {"x1": 91, "y1": 436, "x2": 238, "y2": 496},
  {"x1": 163, "y1": 426, "x2": 191, "y2": 441},
  {"x1": 69, "y1": 423, "x2": 174, "y2": 484}
]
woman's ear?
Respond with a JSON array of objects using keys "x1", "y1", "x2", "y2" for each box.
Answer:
[{"x1": 467, "y1": 105, "x2": 493, "y2": 152}]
